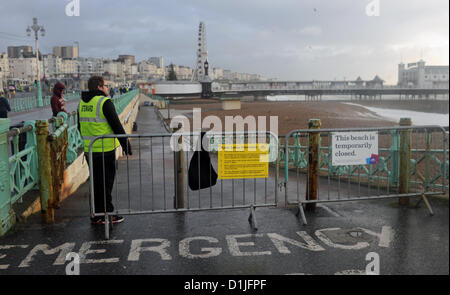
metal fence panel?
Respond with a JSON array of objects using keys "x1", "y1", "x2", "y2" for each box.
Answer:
[
  {"x1": 88, "y1": 131, "x2": 279, "y2": 239},
  {"x1": 282, "y1": 125, "x2": 448, "y2": 224}
]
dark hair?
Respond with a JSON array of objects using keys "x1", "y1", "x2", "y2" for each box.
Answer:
[{"x1": 88, "y1": 76, "x2": 105, "y2": 92}]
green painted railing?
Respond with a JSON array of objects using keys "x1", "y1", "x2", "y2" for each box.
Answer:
[
  {"x1": 7, "y1": 89, "x2": 140, "y2": 204},
  {"x1": 65, "y1": 112, "x2": 84, "y2": 164},
  {"x1": 10, "y1": 92, "x2": 81, "y2": 113},
  {"x1": 144, "y1": 93, "x2": 166, "y2": 101},
  {"x1": 8, "y1": 121, "x2": 39, "y2": 204},
  {"x1": 112, "y1": 89, "x2": 139, "y2": 115}
]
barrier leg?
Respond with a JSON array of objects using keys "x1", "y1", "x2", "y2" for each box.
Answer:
[
  {"x1": 399, "y1": 118, "x2": 412, "y2": 206},
  {"x1": 248, "y1": 205, "x2": 258, "y2": 230},
  {"x1": 421, "y1": 194, "x2": 434, "y2": 216},
  {"x1": 104, "y1": 212, "x2": 110, "y2": 240},
  {"x1": 297, "y1": 203, "x2": 308, "y2": 225}
]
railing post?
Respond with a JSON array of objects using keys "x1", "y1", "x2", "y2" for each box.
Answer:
[
  {"x1": 293, "y1": 135, "x2": 299, "y2": 167},
  {"x1": 306, "y1": 119, "x2": 321, "y2": 211},
  {"x1": 37, "y1": 81, "x2": 43, "y2": 107},
  {"x1": 53, "y1": 114, "x2": 69, "y2": 209},
  {"x1": 390, "y1": 130, "x2": 400, "y2": 187},
  {"x1": 36, "y1": 120, "x2": 54, "y2": 223},
  {"x1": 399, "y1": 117, "x2": 412, "y2": 205},
  {"x1": 167, "y1": 99, "x2": 171, "y2": 120},
  {"x1": 424, "y1": 130, "x2": 431, "y2": 192},
  {"x1": 0, "y1": 118, "x2": 15, "y2": 236},
  {"x1": 172, "y1": 123, "x2": 185, "y2": 209}
]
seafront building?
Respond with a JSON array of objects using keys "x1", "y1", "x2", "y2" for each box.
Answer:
[
  {"x1": 148, "y1": 57, "x2": 164, "y2": 69},
  {"x1": 398, "y1": 60, "x2": 449, "y2": 88},
  {"x1": 53, "y1": 45, "x2": 79, "y2": 59},
  {"x1": 0, "y1": 52, "x2": 9, "y2": 93},
  {"x1": 7, "y1": 46, "x2": 33, "y2": 58}
]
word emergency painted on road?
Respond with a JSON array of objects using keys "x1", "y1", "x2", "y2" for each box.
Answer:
[
  {"x1": 218, "y1": 143, "x2": 269, "y2": 179},
  {"x1": 332, "y1": 131, "x2": 378, "y2": 166},
  {"x1": 0, "y1": 226, "x2": 392, "y2": 272}
]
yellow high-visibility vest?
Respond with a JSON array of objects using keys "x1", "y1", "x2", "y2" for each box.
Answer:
[{"x1": 78, "y1": 95, "x2": 120, "y2": 152}]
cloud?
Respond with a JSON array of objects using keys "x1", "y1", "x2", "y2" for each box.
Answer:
[
  {"x1": 294, "y1": 26, "x2": 323, "y2": 36},
  {"x1": 0, "y1": 0, "x2": 448, "y2": 84}
]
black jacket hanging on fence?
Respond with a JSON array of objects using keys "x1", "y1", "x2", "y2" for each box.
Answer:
[{"x1": 188, "y1": 132, "x2": 218, "y2": 190}]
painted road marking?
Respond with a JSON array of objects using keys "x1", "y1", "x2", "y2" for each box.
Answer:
[
  {"x1": 267, "y1": 232, "x2": 325, "y2": 253},
  {"x1": 1, "y1": 226, "x2": 394, "y2": 270},
  {"x1": 19, "y1": 243, "x2": 75, "y2": 268},
  {"x1": 315, "y1": 228, "x2": 370, "y2": 250},
  {"x1": 317, "y1": 204, "x2": 342, "y2": 217},
  {"x1": 359, "y1": 226, "x2": 393, "y2": 248},
  {"x1": 0, "y1": 245, "x2": 29, "y2": 270},
  {"x1": 226, "y1": 234, "x2": 272, "y2": 256},
  {"x1": 179, "y1": 236, "x2": 222, "y2": 259},
  {"x1": 128, "y1": 239, "x2": 172, "y2": 261},
  {"x1": 78, "y1": 240, "x2": 124, "y2": 263}
]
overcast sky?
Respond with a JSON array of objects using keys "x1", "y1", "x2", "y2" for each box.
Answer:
[{"x1": 0, "y1": 0, "x2": 448, "y2": 84}]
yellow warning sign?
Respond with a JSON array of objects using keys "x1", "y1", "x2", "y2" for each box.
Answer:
[{"x1": 218, "y1": 143, "x2": 269, "y2": 179}]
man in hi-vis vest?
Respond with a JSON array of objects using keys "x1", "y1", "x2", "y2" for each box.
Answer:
[{"x1": 78, "y1": 76, "x2": 132, "y2": 225}]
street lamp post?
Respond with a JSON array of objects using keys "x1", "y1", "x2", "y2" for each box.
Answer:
[{"x1": 27, "y1": 17, "x2": 45, "y2": 107}]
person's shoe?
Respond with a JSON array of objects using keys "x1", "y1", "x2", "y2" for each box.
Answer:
[
  {"x1": 102, "y1": 215, "x2": 124, "y2": 224},
  {"x1": 90, "y1": 216, "x2": 104, "y2": 225}
]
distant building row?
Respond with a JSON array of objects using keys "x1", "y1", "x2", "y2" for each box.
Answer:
[
  {"x1": 7, "y1": 45, "x2": 79, "y2": 59},
  {"x1": 1, "y1": 52, "x2": 265, "y2": 92}
]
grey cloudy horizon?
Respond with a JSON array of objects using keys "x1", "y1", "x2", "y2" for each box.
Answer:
[{"x1": 0, "y1": 0, "x2": 448, "y2": 84}]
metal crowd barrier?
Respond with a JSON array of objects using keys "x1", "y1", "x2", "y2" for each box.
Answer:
[
  {"x1": 283, "y1": 125, "x2": 448, "y2": 225},
  {"x1": 88, "y1": 131, "x2": 279, "y2": 239}
]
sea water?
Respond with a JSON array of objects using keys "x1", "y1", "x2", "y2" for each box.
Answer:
[{"x1": 345, "y1": 104, "x2": 449, "y2": 127}]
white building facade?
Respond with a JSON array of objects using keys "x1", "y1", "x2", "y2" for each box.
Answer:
[
  {"x1": 61, "y1": 58, "x2": 76, "y2": 76},
  {"x1": 138, "y1": 61, "x2": 164, "y2": 80},
  {"x1": 75, "y1": 57, "x2": 105, "y2": 77},
  {"x1": 0, "y1": 53, "x2": 9, "y2": 93},
  {"x1": 43, "y1": 54, "x2": 62, "y2": 78},
  {"x1": 8, "y1": 56, "x2": 43, "y2": 83},
  {"x1": 398, "y1": 60, "x2": 449, "y2": 88},
  {"x1": 211, "y1": 67, "x2": 223, "y2": 80},
  {"x1": 148, "y1": 57, "x2": 164, "y2": 69}
]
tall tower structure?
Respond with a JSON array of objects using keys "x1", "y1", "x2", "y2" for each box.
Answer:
[
  {"x1": 193, "y1": 21, "x2": 209, "y2": 81},
  {"x1": 417, "y1": 59, "x2": 426, "y2": 88}
]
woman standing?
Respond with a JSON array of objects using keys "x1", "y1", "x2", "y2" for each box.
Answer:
[{"x1": 51, "y1": 81, "x2": 68, "y2": 117}]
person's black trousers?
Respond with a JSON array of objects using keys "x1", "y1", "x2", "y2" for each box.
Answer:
[{"x1": 85, "y1": 150, "x2": 116, "y2": 214}]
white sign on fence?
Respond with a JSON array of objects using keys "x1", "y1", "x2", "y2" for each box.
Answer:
[{"x1": 331, "y1": 131, "x2": 378, "y2": 166}]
